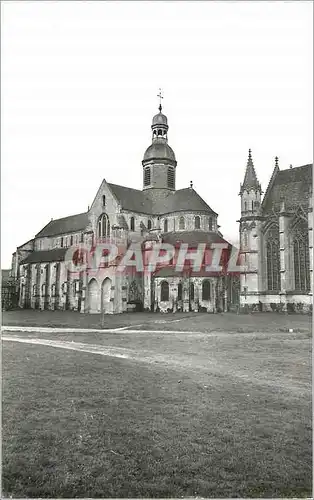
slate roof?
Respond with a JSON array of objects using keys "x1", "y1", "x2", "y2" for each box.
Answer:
[
  {"x1": 21, "y1": 248, "x2": 68, "y2": 264},
  {"x1": 108, "y1": 184, "x2": 152, "y2": 214},
  {"x1": 35, "y1": 213, "x2": 89, "y2": 238},
  {"x1": 262, "y1": 164, "x2": 312, "y2": 213},
  {"x1": 162, "y1": 231, "x2": 230, "y2": 246},
  {"x1": 33, "y1": 184, "x2": 217, "y2": 242},
  {"x1": 108, "y1": 183, "x2": 216, "y2": 215},
  {"x1": 143, "y1": 142, "x2": 176, "y2": 163}
]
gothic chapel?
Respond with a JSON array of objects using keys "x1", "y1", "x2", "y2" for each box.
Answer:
[{"x1": 238, "y1": 151, "x2": 312, "y2": 313}]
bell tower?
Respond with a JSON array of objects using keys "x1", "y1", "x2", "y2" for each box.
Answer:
[{"x1": 142, "y1": 90, "x2": 177, "y2": 191}]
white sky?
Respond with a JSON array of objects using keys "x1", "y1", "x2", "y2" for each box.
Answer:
[{"x1": 1, "y1": 1, "x2": 313, "y2": 268}]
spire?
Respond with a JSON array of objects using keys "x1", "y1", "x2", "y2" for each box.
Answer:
[
  {"x1": 157, "y1": 88, "x2": 163, "y2": 113},
  {"x1": 239, "y1": 149, "x2": 261, "y2": 194}
]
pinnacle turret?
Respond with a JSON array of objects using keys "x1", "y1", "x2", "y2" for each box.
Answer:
[{"x1": 239, "y1": 149, "x2": 262, "y2": 194}]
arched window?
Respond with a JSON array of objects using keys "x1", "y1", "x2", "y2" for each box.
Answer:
[
  {"x1": 60, "y1": 237, "x2": 64, "y2": 248},
  {"x1": 178, "y1": 283, "x2": 183, "y2": 301},
  {"x1": 244, "y1": 201, "x2": 247, "y2": 211},
  {"x1": 147, "y1": 219, "x2": 152, "y2": 230},
  {"x1": 32, "y1": 284, "x2": 37, "y2": 297},
  {"x1": 179, "y1": 216, "x2": 185, "y2": 230},
  {"x1": 70, "y1": 235, "x2": 73, "y2": 246},
  {"x1": 293, "y1": 221, "x2": 310, "y2": 291},
  {"x1": 167, "y1": 167, "x2": 175, "y2": 189},
  {"x1": 160, "y1": 281, "x2": 169, "y2": 301},
  {"x1": 208, "y1": 217, "x2": 213, "y2": 231},
  {"x1": 195, "y1": 216, "x2": 200, "y2": 229},
  {"x1": 251, "y1": 200, "x2": 254, "y2": 211},
  {"x1": 190, "y1": 283, "x2": 194, "y2": 301},
  {"x1": 102, "y1": 195, "x2": 106, "y2": 207},
  {"x1": 202, "y1": 280, "x2": 211, "y2": 300},
  {"x1": 266, "y1": 226, "x2": 280, "y2": 291},
  {"x1": 130, "y1": 216, "x2": 135, "y2": 231},
  {"x1": 144, "y1": 167, "x2": 151, "y2": 187},
  {"x1": 164, "y1": 219, "x2": 168, "y2": 233},
  {"x1": 98, "y1": 213, "x2": 110, "y2": 238}
]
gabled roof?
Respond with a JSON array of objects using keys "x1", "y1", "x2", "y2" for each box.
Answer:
[
  {"x1": 108, "y1": 183, "x2": 152, "y2": 214},
  {"x1": 156, "y1": 188, "x2": 217, "y2": 215},
  {"x1": 262, "y1": 164, "x2": 312, "y2": 213},
  {"x1": 108, "y1": 183, "x2": 216, "y2": 215},
  {"x1": 35, "y1": 213, "x2": 89, "y2": 238},
  {"x1": 33, "y1": 183, "x2": 217, "y2": 241},
  {"x1": 21, "y1": 248, "x2": 68, "y2": 264}
]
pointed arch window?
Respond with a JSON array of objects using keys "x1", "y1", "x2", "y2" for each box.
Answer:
[
  {"x1": 98, "y1": 213, "x2": 110, "y2": 239},
  {"x1": 167, "y1": 167, "x2": 175, "y2": 189},
  {"x1": 144, "y1": 167, "x2": 151, "y2": 187},
  {"x1": 164, "y1": 219, "x2": 168, "y2": 233},
  {"x1": 242, "y1": 231, "x2": 248, "y2": 249},
  {"x1": 202, "y1": 280, "x2": 211, "y2": 300},
  {"x1": 102, "y1": 195, "x2": 106, "y2": 207},
  {"x1": 160, "y1": 281, "x2": 169, "y2": 301},
  {"x1": 178, "y1": 283, "x2": 183, "y2": 301},
  {"x1": 293, "y1": 221, "x2": 310, "y2": 291},
  {"x1": 179, "y1": 216, "x2": 185, "y2": 230},
  {"x1": 130, "y1": 216, "x2": 135, "y2": 232},
  {"x1": 147, "y1": 219, "x2": 152, "y2": 230},
  {"x1": 195, "y1": 216, "x2": 201, "y2": 229},
  {"x1": 266, "y1": 226, "x2": 280, "y2": 291},
  {"x1": 208, "y1": 217, "x2": 213, "y2": 231}
]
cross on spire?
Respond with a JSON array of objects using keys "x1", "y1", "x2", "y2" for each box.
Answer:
[{"x1": 157, "y1": 88, "x2": 163, "y2": 112}]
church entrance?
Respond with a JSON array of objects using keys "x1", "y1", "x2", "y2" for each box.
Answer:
[
  {"x1": 101, "y1": 277, "x2": 112, "y2": 314},
  {"x1": 88, "y1": 278, "x2": 100, "y2": 314}
]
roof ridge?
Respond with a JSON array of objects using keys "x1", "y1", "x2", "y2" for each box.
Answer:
[
  {"x1": 108, "y1": 182, "x2": 144, "y2": 193},
  {"x1": 279, "y1": 163, "x2": 313, "y2": 172}
]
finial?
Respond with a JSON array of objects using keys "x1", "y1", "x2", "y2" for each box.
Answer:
[
  {"x1": 157, "y1": 88, "x2": 163, "y2": 112},
  {"x1": 289, "y1": 164, "x2": 293, "y2": 169},
  {"x1": 190, "y1": 180, "x2": 193, "y2": 189},
  {"x1": 87, "y1": 205, "x2": 90, "y2": 211},
  {"x1": 275, "y1": 156, "x2": 279, "y2": 168}
]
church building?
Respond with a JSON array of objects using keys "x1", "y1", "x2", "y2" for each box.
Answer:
[
  {"x1": 11, "y1": 103, "x2": 238, "y2": 314},
  {"x1": 10, "y1": 102, "x2": 312, "y2": 315}
]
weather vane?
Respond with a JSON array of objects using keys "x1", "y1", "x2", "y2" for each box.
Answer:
[{"x1": 157, "y1": 88, "x2": 163, "y2": 112}]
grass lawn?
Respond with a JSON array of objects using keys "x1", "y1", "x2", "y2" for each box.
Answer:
[
  {"x1": 2, "y1": 309, "x2": 312, "y2": 333},
  {"x1": 2, "y1": 327, "x2": 312, "y2": 498}
]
